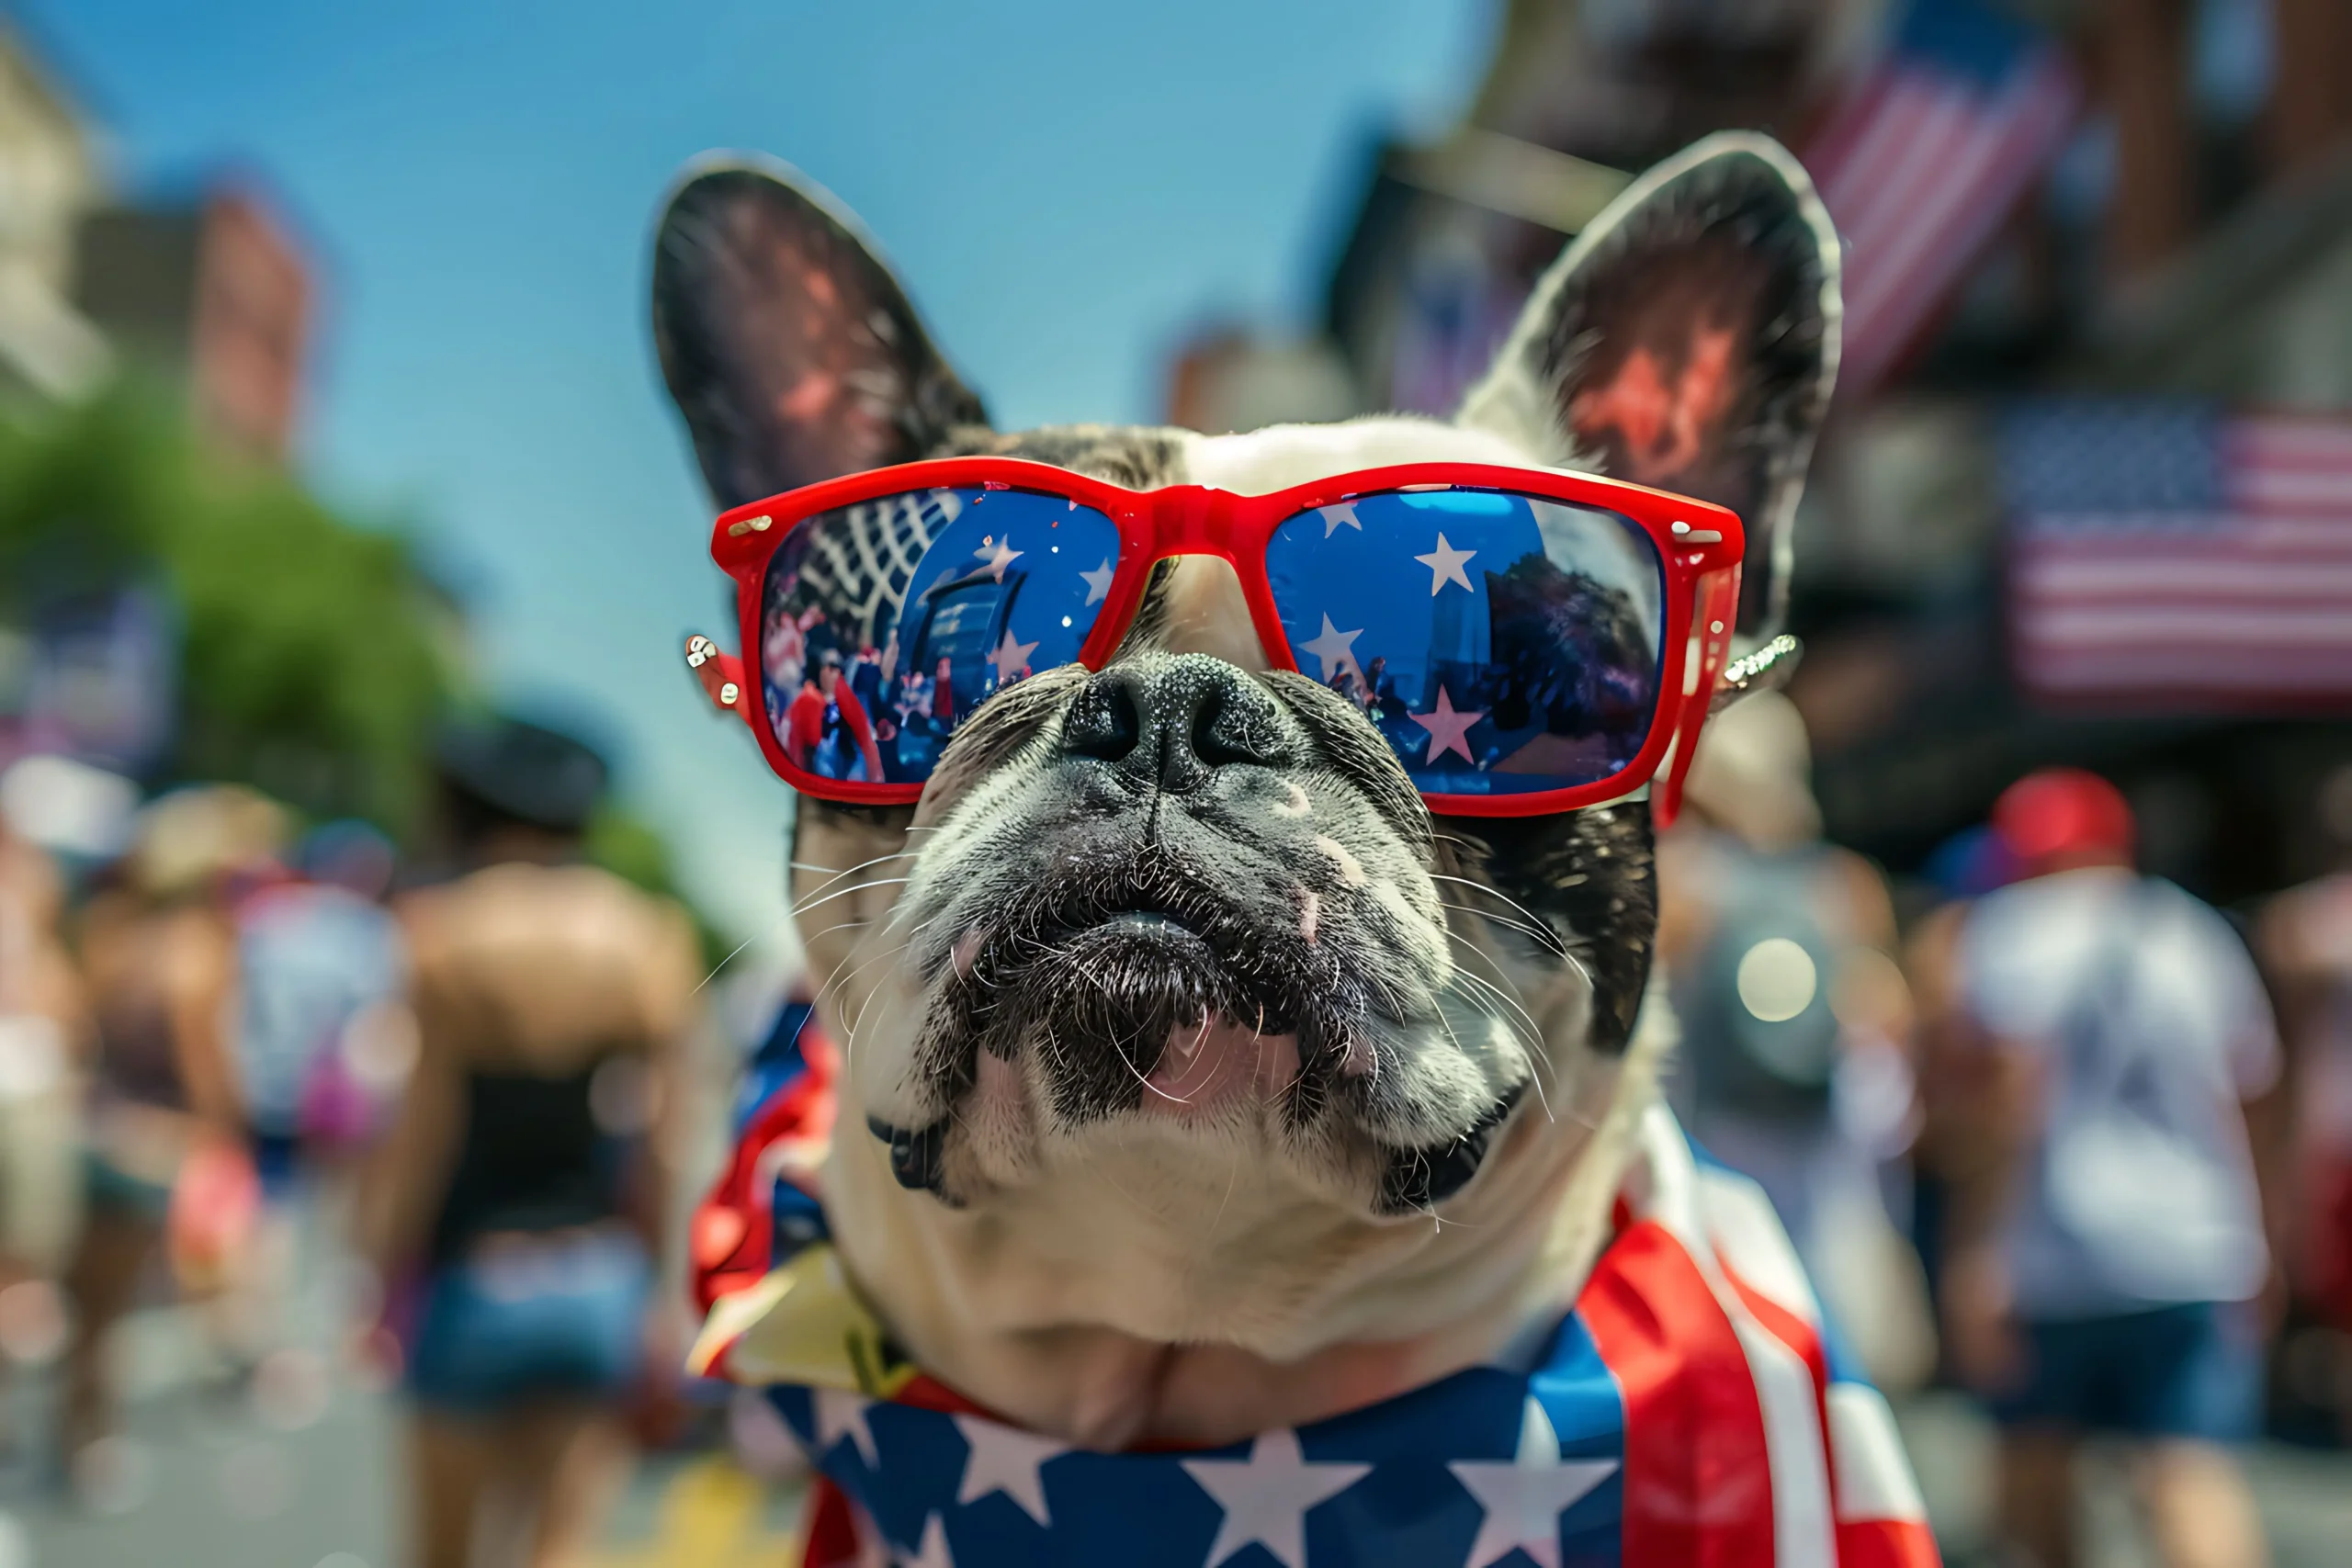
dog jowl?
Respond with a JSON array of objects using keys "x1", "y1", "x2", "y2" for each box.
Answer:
[{"x1": 655, "y1": 135, "x2": 1839, "y2": 1446}]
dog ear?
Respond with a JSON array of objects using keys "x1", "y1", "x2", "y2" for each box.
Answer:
[
  {"x1": 1457, "y1": 132, "x2": 1838, "y2": 645},
  {"x1": 651, "y1": 158, "x2": 989, "y2": 509}
]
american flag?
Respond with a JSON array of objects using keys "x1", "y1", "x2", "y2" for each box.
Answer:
[
  {"x1": 1804, "y1": 0, "x2": 2081, "y2": 394},
  {"x1": 2001, "y1": 399, "x2": 2352, "y2": 704}
]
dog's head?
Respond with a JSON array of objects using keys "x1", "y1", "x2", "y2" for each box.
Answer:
[{"x1": 655, "y1": 135, "x2": 1836, "y2": 1396}]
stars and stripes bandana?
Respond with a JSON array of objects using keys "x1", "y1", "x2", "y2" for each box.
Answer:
[{"x1": 689, "y1": 1002, "x2": 1941, "y2": 1568}]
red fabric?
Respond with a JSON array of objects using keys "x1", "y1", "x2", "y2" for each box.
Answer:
[
  {"x1": 2308, "y1": 1156, "x2": 2352, "y2": 1330},
  {"x1": 689, "y1": 1030, "x2": 839, "y2": 1315},
  {"x1": 785, "y1": 682, "x2": 877, "y2": 773},
  {"x1": 1836, "y1": 1518, "x2": 1943, "y2": 1568},
  {"x1": 1722, "y1": 1268, "x2": 1838, "y2": 1526},
  {"x1": 1576, "y1": 1218, "x2": 1777, "y2": 1566},
  {"x1": 890, "y1": 1371, "x2": 995, "y2": 1419},
  {"x1": 799, "y1": 1476, "x2": 865, "y2": 1568}
]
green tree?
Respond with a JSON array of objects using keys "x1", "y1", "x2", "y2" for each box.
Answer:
[{"x1": 0, "y1": 387, "x2": 455, "y2": 834}]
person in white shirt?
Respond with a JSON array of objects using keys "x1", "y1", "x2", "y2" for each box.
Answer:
[{"x1": 1946, "y1": 767, "x2": 2281, "y2": 1568}]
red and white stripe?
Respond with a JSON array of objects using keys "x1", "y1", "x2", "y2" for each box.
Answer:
[
  {"x1": 1577, "y1": 1106, "x2": 1940, "y2": 1567},
  {"x1": 2014, "y1": 416, "x2": 2352, "y2": 701},
  {"x1": 1805, "y1": 54, "x2": 2080, "y2": 394}
]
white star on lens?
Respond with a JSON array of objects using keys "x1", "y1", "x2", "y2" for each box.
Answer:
[
  {"x1": 952, "y1": 1414, "x2": 1061, "y2": 1527},
  {"x1": 811, "y1": 1388, "x2": 877, "y2": 1468},
  {"x1": 898, "y1": 1510, "x2": 956, "y2": 1568},
  {"x1": 1295, "y1": 615, "x2": 1363, "y2": 682},
  {"x1": 1449, "y1": 1396, "x2": 1616, "y2": 1568},
  {"x1": 988, "y1": 628, "x2": 1039, "y2": 681},
  {"x1": 1414, "y1": 532, "x2": 1477, "y2": 595},
  {"x1": 1408, "y1": 684, "x2": 1484, "y2": 764},
  {"x1": 1079, "y1": 557, "x2": 1115, "y2": 606},
  {"x1": 1316, "y1": 502, "x2": 1363, "y2": 537},
  {"x1": 974, "y1": 536, "x2": 1023, "y2": 581},
  {"x1": 1181, "y1": 1427, "x2": 1369, "y2": 1568}
]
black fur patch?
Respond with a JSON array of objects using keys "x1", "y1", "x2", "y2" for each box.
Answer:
[
  {"x1": 1432, "y1": 804, "x2": 1657, "y2": 1055},
  {"x1": 1378, "y1": 1082, "x2": 1527, "y2": 1213},
  {"x1": 931, "y1": 423, "x2": 1187, "y2": 489},
  {"x1": 867, "y1": 1115, "x2": 949, "y2": 1196}
]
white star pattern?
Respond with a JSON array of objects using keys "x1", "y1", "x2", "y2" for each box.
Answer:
[
  {"x1": 1181, "y1": 1427, "x2": 1370, "y2": 1568},
  {"x1": 1448, "y1": 1396, "x2": 1616, "y2": 1568},
  {"x1": 1414, "y1": 532, "x2": 1477, "y2": 595},
  {"x1": 988, "y1": 628, "x2": 1039, "y2": 681},
  {"x1": 952, "y1": 1414, "x2": 1062, "y2": 1527},
  {"x1": 1079, "y1": 557, "x2": 1115, "y2": 606},
  {"x1": 1295, "y1": 615, "x2": 1363, "y2": 682},
  {"x1": 1316, "y1": 502, "x2": 1363, "y2": 537},
  {"x1": 898, "y1": 1510, "x2": 956, "y2": 1568},
  {"x1": 812, "y1": 1388, "x2": 878, "y2": 1468},
  {"x1": 974, "y1": 536, "x2": 1024, "y2": 582},
  {"x1": 1408, "y1": 684, "x2": 1485, "y2": 764}
]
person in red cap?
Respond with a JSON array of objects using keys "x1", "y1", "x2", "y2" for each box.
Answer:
[{"x1": 1943, "y1": 768, "x2": 2282, "y2": 1568}]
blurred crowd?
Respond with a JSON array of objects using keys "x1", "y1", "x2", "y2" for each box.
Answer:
[
  {"x1": 1662, "y1": 690, "x2": 2352, "y2": 1568},
  {"x1": 0, "y1": 716, "x2": 713, "y2": 1568},
  {"x1": 8, "y1": 686, "x2": 2352, "y2": 1568},
  {"x1": 2, "y1": 0, "x2": 2349, "y2": 1563}
]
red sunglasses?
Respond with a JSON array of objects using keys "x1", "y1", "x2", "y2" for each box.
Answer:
[{"x1": 687, "y1": 457, "x2": 1742, "y2": 822}]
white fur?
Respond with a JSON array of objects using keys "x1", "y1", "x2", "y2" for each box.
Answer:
[
  {"x1": 1187, "y1": 415, "x2": 1541, "y2": 493},
  {"x1": 811, "y1": 403, "x2": 1661, "y2": 1451}
]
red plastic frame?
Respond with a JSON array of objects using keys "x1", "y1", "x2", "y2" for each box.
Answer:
[{"x1": 691, "y1": 457, "x2": 1743, "y2": 821}]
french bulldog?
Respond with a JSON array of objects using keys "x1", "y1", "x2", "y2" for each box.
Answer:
[{"x1": 655, "y1": 132, "x2": 1837, "y2": 1457}]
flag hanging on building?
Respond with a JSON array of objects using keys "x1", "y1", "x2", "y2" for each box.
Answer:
[
  {"x1": 1804, "y1": 0, "x2": 2081, "y2": 394},
  {"x1": 2000, "y1": 399, "x2": 2352, "y2": 705}
]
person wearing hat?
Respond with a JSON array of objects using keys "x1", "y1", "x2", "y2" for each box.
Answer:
[
  {"x1": 1945, "y1": 768, "x2": 2280, "y2": 1568},
  {"x1": 62, "y1": 784, "x2": 286, "y2": 1469},
  {"x1": 357, "y1": 716, "x2": 701, "y2": 1568}
]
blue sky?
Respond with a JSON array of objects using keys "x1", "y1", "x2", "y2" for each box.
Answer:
[{"x1": 28, "y1": 0, "x2": 1494, "y2": 954}]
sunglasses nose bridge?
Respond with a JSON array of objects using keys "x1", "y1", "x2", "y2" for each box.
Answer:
[{"x1": 1143, "y1": 483, "x2": 1243, "y2": 566}]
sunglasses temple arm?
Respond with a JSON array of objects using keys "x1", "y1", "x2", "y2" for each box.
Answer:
[
  {"x1": 1653, "y1": 568, "x2": 1742, "y2": 829},
  {"x1": 685, "y1": 635, "x2": 754, "y2": 720},
  {"x1": 1708, "y1": 634, "x2": 1802, "y2": 713}
]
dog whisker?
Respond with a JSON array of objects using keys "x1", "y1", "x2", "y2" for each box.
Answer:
[
  {"x1": 1435, "y1": 897, "x2": 1568, "y2": 958},
  {"x1": 1428, "y1": 874, "x2": 1568, "y2": 955},
  {"x1": 791, "y1": 849, "x2": 920, "y2": 902},
  {"x1": 693, "y1": 930, "x2": 764, "y2": 996},
  {"x1": 789, "y1": 875, "x2": 913, "y2": 921}
]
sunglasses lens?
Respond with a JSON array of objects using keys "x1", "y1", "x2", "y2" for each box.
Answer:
[
  {"x1": 1267, "y1": 489, "x2": 1666, "y2": 798},
  {"x1": 756, "y1": 487, "x2": 1120, "y2": 785}
]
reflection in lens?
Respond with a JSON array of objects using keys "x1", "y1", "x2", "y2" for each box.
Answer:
[
  {"x1": 1267, "y1": 489, "x2": 1665, "y2": 795},
  {"x1": 757, "y1": 489, "x2": 1120, "y2": 786}
]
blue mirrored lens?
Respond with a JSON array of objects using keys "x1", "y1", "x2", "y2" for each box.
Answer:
[
  {"x1": 1267, "y1": 489, "x2": 1664, "y2": 796},
  {"x1": 758, "y1": 487, "x2": 1120, "y2": 785}
]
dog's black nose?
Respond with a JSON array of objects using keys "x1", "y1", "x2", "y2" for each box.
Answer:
[{"x1": 1061, "y1": 654, "x2": 1291, "y2": 792}]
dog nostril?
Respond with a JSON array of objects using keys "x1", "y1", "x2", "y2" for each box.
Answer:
[
  {"x1": 1065, "y1": 657, "x2": 1290, "y2": 789},
  {"x1": 1064, "y1": 677, "x2": 1142, "y2": 763},
  {"x1": 1193, "y1": 688, "x2": 1285, "y2": 770}
]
